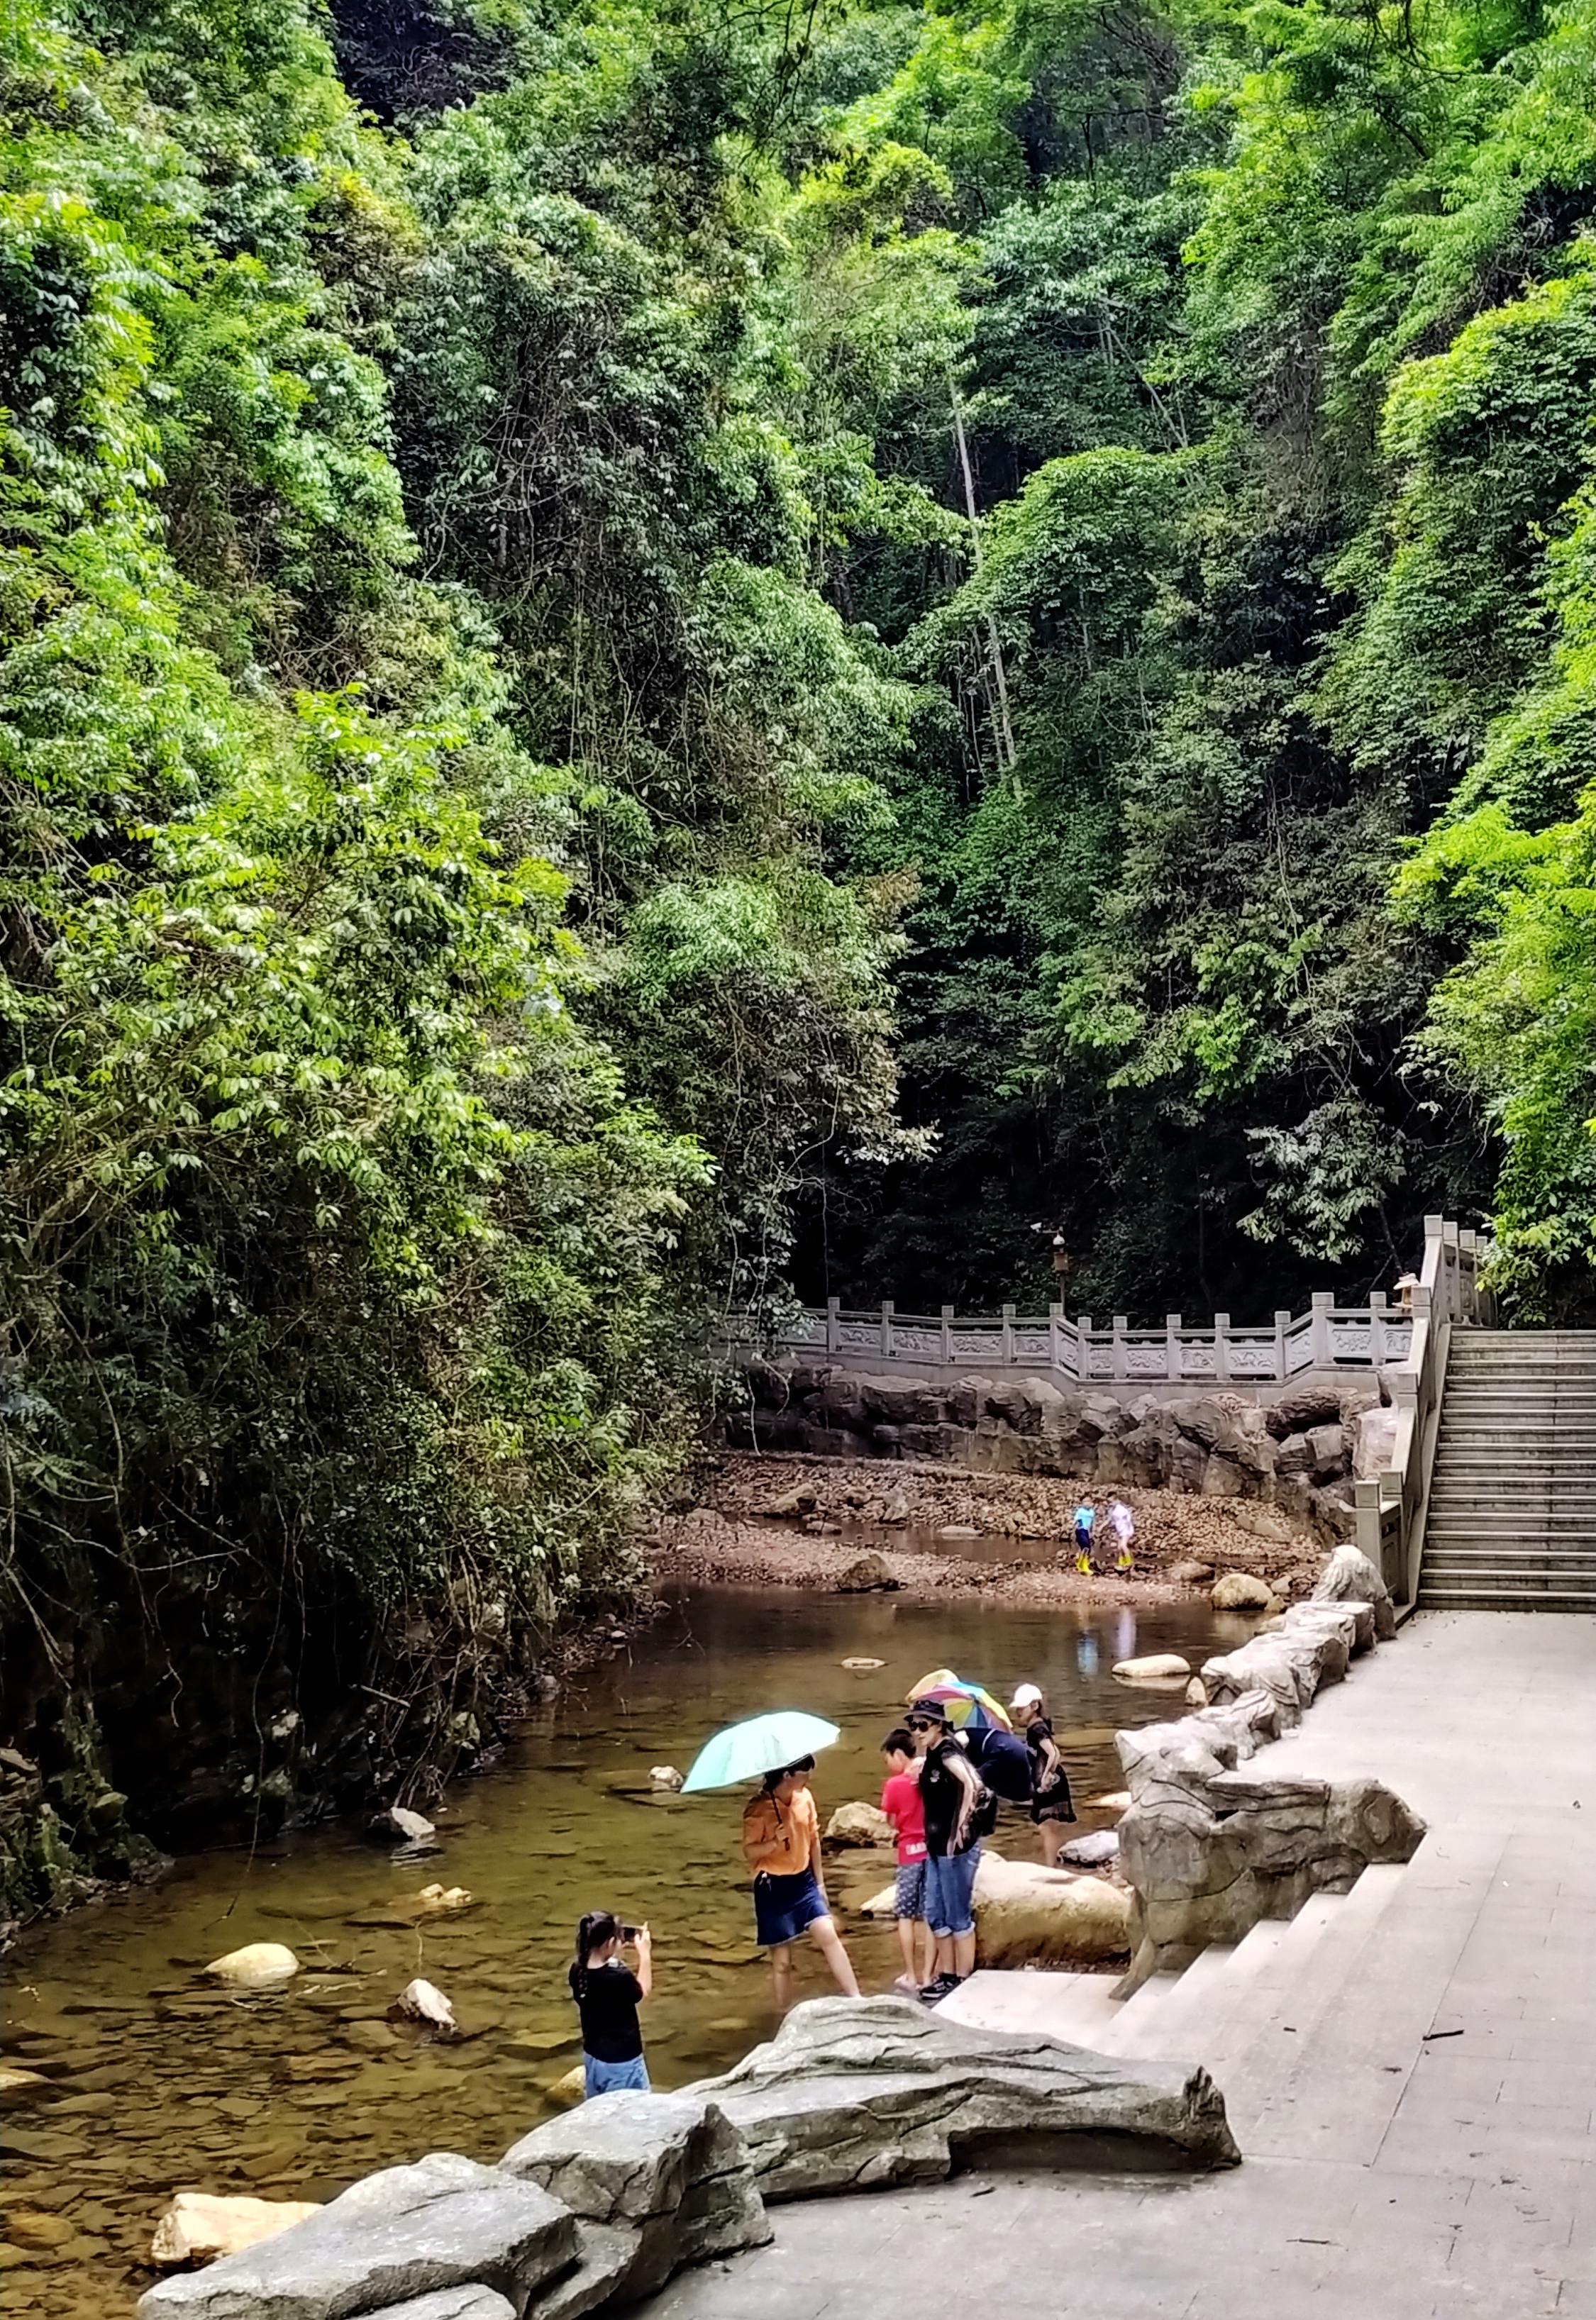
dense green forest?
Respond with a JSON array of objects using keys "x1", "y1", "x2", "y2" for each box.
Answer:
[{"x1": 3, "y1": 0, "x2": 1595, "y2": 1892}]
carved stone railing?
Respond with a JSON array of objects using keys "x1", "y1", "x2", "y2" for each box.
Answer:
[
  {"x1": 1353, "y1": 1217, "x2": 1490, "y2": 1616},
  {"x1": 772, "y1": 1290, "x2": 1416, "y2": 1384}
]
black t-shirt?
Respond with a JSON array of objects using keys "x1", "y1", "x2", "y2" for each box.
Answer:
[
  {"x1": 970, "y1": 1726, "x2": 1033, "y2": 1804},
  {"x1": 920, "y1": 1738, "x2": 979, "y2": 1856},
  {"x1": 568, "y1": 1959, "x2": 643, "y2": 2062}
]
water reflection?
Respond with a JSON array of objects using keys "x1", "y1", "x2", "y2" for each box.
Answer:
[{"x1": 0, "y1": 1580, "x2": 1246, "y2": 2317}]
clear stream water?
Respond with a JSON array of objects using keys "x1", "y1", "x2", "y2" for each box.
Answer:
[{"x1": 1, "y1": 1576, "x2": 1255, "y2": 2315}]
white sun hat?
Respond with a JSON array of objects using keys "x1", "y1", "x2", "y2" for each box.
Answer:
[{"x1": 1009, "y1": 1682, "x2": 1043, "y2": 1710}]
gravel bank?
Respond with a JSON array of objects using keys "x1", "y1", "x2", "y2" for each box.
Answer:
[{"x1": 652, "y1": 1455, "x2": 1329, "y2": 1608}]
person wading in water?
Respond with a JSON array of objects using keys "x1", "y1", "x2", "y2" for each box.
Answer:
[
  {"x1": 1009, "y1": 1683, "x2": 1077, "y2": 1862},
  {"x1": 741, "y1": 1755, "x2": 860, "y2": 2012},
  {"x1": 569, "y1": 1911, "x2": 652, "y2": 2097}
]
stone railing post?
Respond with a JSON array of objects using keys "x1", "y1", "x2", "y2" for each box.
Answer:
[
  {"x1": 1354, "y1": 1477, "x2": 1382, "y2": 1564},
  {"x1": 1309, "y1": 1290, "x2": 1333, "y2": 1368},
  {"x1": 941, "y1": 1304, "x2": 954, "y2": 1364},
  {"x1": 1078, "y1": 1316, "x2": 1094, "y2": 1380},
  {"x1": 1112, "y1": 1316, "x2": 1128, "y2": 1382},
  {"x1": 1001, "y1": 1303, "x2": 1016, "y2": 1362},
  {"x1": 826, "y1": 1295, "x2": 840, "y2": 1354},
  {"x1": 880, "y1": 1299, "x2": 894, "y2": 1358},
  {"x1": 1214, "y1": 1313, "x2": 1230, "y2": 1385},
  {"x1": 1049, "y1": 1303, "x2": 1066, "y2": 1375},
  {"x1": 1458, "y1": 1230, "x2": 1478, "y2": 1322},
  {"x1": 1165, "y1": 1313, "x2": 1182, "y2": 1382},
  {"x1": 1369, "y1": 1289, "x2": 1387, "y2": 1365},
  {"x1": 1274, "y1": 1309, "x2": 1290, "y2": 1382}
]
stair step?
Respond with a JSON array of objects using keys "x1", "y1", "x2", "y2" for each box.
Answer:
[
  {"x1": 1200, "y1": 1865, "x2": 1412, "y2": 2119},
  {"x1": 1419, "y1": 1585, "x2": 1596, "y2": 1606},
  {"x1": 933, "y1": 1968, "x2": 1122, "y2": 2048},
  {"x1": 1097, "y1": 1939, "x2": 1241, "y2": 2060},
  {"x1": 1102, "y1": 1920, "x2": 1293, "y2": 2068}
]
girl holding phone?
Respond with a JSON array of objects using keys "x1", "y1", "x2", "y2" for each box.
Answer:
[{"x1": 569, "y1": 1910, "x2": 652, "y2": 2096}]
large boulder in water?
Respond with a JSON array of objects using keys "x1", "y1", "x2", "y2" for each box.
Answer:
[
  {"x1": 972, "y1": 1853, "x2": 1132, "y2": 1967},
  {"x1": 823, "y1": 1801, "x2": 894, "y2": 1849},
  {"x1": 204, "y1": 1943, "x2": 299, "y2": 1988},
  {"x1": 677, "y1": 1995, "x2": 1239, "y2": 2192},
  {"x1": 136, "y1": 2154, "x2": 575, "y2": 2320}
]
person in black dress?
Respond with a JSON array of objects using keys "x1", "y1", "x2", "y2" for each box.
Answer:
[{"x1": 1009, "y1": 1683, "x2": 1077, "y2": 1860}]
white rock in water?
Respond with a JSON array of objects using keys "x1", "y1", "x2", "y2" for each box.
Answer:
[
  {"x1": 1112, "y1": 1653, "x2": 1191, "y2": 1682},
  {"x1": 393, "y1": 1977, "x2": 457, "y2": 2033},
  {"x1": 839, "y1": 1656, "x2": 885, "y2": 1670},
  {"x1": 1185, "y1": 1677, "x2": 1209, "y2": 1707},
  {"x1": 416, "y1": 1883, "x2": 474, "y2": 1913},
  {"x1": 0, "y1": 2065, "x2": 49, "y2": 2108},
  {"x1": 204, "y1": 1942, "x2": 300, "y2": 1987},
  {"x1": 1058, "y1": 1828, "x2": 1119, "y2": 1867},
  {"x1": 649, "y1": 1765, "x2": 685, "y2": 1791},
  {"x1": 151, "y1": 2192, "x2": 321, "y2": 2265},
  {"x1": 389, "y1": 1805, "x2": 436, "y2": 1841},
  {"x1": 936, "y1": 1524, "x2": 980, "y2": 1538}
]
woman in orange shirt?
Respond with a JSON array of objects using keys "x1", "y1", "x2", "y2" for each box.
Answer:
[{"x1": 741, "y1": 1754, "x2": 860, "y2": 2011}]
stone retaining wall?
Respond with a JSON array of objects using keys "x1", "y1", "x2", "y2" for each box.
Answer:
[
  {"x1": 1113, "y1": 1543, "x2": 1424, "y2": 1989},
  {"x1": 731, "y1": 1361, "x2": 1404, "y2": 1541}
]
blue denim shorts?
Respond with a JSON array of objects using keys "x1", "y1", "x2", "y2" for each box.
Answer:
[
  {"x1": 923, "y1": 1845, "x2": 981, "y2": 1938},
  {"x1": 753, "y1": 1865, "x2": 829, "y2": 1948},
  {"x1": 583, "y1": 2052, "x2": 650, "y2": 2099}
]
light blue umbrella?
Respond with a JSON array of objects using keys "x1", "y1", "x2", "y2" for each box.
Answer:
[{"x1": 680, "y1": 1711, "x2": 841, "y2": 1794}]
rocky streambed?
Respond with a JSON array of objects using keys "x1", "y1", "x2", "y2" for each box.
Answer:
[{"x1": 1, "y1": 1575, "x2": 1259, "y2": 2320}]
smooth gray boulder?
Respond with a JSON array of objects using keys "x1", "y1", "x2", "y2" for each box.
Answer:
[
  {"x1": 361, "y1": 2295, "x2": 515, "y2": 2320},
  {"x1": 500, "y1": 2090, "x2": 770, "y2": 2307},
  {"x1": 676, "y1": 1995, "x2": 1239, "y2": 2192},
  {"x1": 135, "y1": 2155, "x2": 576, "y2": 2320},
  {"x1": 1314, "y1": 1540, "x2": 1397, "y2": 1639}
]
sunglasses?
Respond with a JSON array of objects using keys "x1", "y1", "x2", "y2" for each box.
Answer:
[{"x1": 906, "y1": 1717, "x2": 938, "y2": 1732}]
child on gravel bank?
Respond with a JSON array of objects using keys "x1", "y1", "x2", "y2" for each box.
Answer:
[{"x1": 879, "y1": 1726, "x2": 932, "y2": 1992}]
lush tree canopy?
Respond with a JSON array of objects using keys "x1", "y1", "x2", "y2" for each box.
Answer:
[{"x1": 4, "y1": 0, "x2": 1596, "y2": 1891}]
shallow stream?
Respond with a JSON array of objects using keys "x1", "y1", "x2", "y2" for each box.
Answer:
[{"x1": 1, "y1": 1577, "x2": 1251, "y2": 2314}]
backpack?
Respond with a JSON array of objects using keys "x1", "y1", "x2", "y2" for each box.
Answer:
[{"x1": 968, "y1": 1780, "x2": 999, "y2": 1842}]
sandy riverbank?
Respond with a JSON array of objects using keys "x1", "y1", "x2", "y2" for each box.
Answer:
[{"x1": 652, "y1": 1453, "x2": 1329, "y2": 1608}]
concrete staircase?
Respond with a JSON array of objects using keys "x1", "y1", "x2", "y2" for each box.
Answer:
[
  {"x1": 941, "y1": 1853, "x2": 1462, "y2": 2154},
  {"x1": 1419, "y1": 1329, "x2": 1596, "y2": 1611}
]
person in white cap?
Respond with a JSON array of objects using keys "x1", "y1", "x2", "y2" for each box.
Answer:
[{"x1": 1009, "y1": 1683, "x2": 1076, "y2": 1860}]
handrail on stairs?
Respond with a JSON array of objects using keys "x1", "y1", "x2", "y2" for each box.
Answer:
[{"x1": 1354, "y1": 1216, "x2": 1492, "y2": 1617}]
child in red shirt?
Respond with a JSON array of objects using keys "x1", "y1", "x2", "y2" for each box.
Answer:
[{"x1": 880, "y1": 1726, "x2": 933, "y2": 1992}]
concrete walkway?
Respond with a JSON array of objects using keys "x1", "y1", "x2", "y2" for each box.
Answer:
[{"x1": 640, "y1": 1612, "x2": 1595, "y2": 2320}]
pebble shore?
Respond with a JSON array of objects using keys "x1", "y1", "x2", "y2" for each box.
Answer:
[{"x1": 653, "y1": 1455, "x2": 1329, "y2": 1606}]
